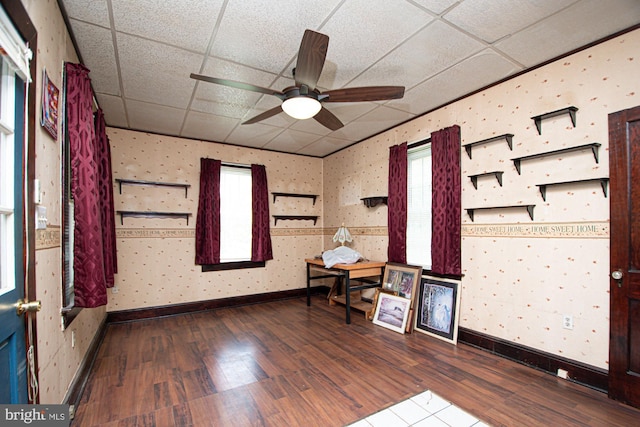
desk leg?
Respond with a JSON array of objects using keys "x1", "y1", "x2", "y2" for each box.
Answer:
[
  {"x1": 345, "y1": 271, "x2": 351, "y2": 324},
  {"x1": 306, "y1": 263, "x2": 311, "y2": 306}
]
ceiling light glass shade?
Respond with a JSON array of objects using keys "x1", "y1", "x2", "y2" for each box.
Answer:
[
  {"x1": 333, "y1": 224, "x2": 353, "y2": 246},
  {"x1": 282, "y1": 96, "x2": 321, "y2": 120}
]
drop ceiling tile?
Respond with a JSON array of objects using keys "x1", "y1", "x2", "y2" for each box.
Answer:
[
  {"x1": 495, "y1": 0, "x2": 640, "y2": 67},
  {"x1": 111, "y1": 0, "x2": 225, "y2": 53},
  {"x1": 212, "y1": 0, "x2": 343, "y2": 74},
  {"x1": 319, "y1": 0, "x2": 434, "y2": 89},
  {"x1": 261, "y1": 129, "x2": 322, "y2": 152},
  {"x1": 181, "y1": 111, "x2": 239, "y2": 142},
  {"x1": 68, "y1": 20, "x2": 120, "y2": 96},
  {"x1": 60, "y1": 0, "x2": 110, "y2": 26},
  {"x1": 224, "y1": 123, "x2": 283, "y2": 148},
  {"x1": 349, "y1": 20, "x2": 485, "y2": 89},
  {"x1": 126, "y1": 100, "x2": 186, "y2": 135},
  {"x1": 296, "y1": 136, "x2": 354, "y2": 157},
  {"x1": 95, "y1": 93, "x2": 128, "y2": 128},
  {"x1": 444, "y1": 0, "x2": 576, "y2": 44},
  {"x1": 411, "y1": 0, "x2": 459, "y2": 15},
  {"x1": 331, "y1": 105, "x2": 415, "y2": 141},
  {"x1": 116, "y1": 33, "x2": 202, "y2": 108},
  {"x1": 391, "y1": 49, "x2": 521, "y2": 114}
]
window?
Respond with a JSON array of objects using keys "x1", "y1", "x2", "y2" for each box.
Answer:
[
  {"x1": 198, "y1": 162, "x2": 272, "y2": 271},
  {"x1": 406, "y1": 143, "x2": 432, "y2": 269},
  {"x1": 0, "y1": 58, "x2": 16, "y2": 296},
  {"x1": 61, "y1": 70, "x2": 77, "y2": 318},
  {"x1": 219, "y1": 165, "x2": 252, "y2": 262}
]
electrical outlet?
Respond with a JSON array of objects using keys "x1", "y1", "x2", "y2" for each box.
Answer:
[
  {"x1": 111, "y1": 286, "x2": 118, "y2": 294},
  {"x1": 562, "y1": 314, "x2": 574, "y2": 330}
]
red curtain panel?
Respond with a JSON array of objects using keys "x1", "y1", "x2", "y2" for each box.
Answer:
[
  {"x1": 94, "y1": 108, "x2": 117, "y2": 287},
  {"x1": 251, "y1": 164, "x2": 273, "y2": 262},
  {"x1": 431, "y1": 125, "x2": 461, "y2": 276},
  {"x1": 387, "y1": 142, "x2": 408, "y2": 263},
  {"x1": 195, "y1": 158, "x2": 221, "y2": 264}
]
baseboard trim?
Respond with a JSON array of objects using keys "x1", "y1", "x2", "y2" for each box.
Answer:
[
  {"x1": 62, "y1": 316, "x2": 108, "y2": 417},
  {"x1": 106, "y1": 286, "x2": 329, "y2": 323},
  {"x1": 458, "y1": 327, "x2": 608, "y2": 393}
]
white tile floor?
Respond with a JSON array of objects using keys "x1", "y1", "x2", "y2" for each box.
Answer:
[{"x1": 346, "y1": 390, "x2": 490, "y2": 427}]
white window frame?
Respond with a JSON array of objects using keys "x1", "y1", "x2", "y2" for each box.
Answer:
[
  {"x1": 0, "y1": 52, "x2": 17, "y2": 296},
  {"x1": 406, "y1": 143, "x2": 432, "y2": 270}
]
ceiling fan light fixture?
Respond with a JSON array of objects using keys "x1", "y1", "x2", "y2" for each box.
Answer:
[{"x1": 282, "y1": 96, "x2": 321, "y2": 120}]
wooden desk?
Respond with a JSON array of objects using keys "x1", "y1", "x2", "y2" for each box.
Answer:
[{"x1": 305, "y1": 258, "x2": 385, "y2": 324}]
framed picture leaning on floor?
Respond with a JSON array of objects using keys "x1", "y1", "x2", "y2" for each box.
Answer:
[
  {"x1": 372, "y1": 292, "x2": 411, "y2": 334},
  {"x1": 414, "y1": 278, "x2": 461, "y2": 344}
]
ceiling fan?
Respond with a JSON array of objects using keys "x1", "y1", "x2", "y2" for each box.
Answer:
[{"x1": 190, "y1": 29, "x2": 405, "y2": 131}]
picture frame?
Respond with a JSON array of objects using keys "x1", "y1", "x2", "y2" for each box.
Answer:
[
  {"x1": 372, "y1": 292, "x2": 411, "y2": 334},
  {"x1": 382, "y1": 262, "x2": 422, "y2": 301},
  {"x1": 414, "y1": 278, "x2": 461, "y2": 344},
  {"x1": 40, "y1": 67, "x2": 59, "y2": 140},
  {"x1": 381, "y1": 262, "x2": 422, "y2": 332}
]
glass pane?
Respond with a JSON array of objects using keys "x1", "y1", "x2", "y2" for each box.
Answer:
[
  {"x1": 0, "y1": 58, "x2": 14, "y2": 295},
  {"x1": 220, "y1": 167, "x2": 252, "y2": 262},
  {"x1": 407, "y1": 145, "x2": 432, "y2": 269}
]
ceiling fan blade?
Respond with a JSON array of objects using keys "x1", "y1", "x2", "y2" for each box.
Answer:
[
  {"x1": 313, "y1": 106, "x2": 343, "y2": 131},
  {"x1": 294, "y1": 30, "x2": 329, "y2": 89},
  {"x1": 190, "y1": 73, "x2": 285, "y2": 99},
  {"x1": 242, "y1": 105, "x2": 283, "y2": 125},
  {"x1": 323, "y1": 86, "x2": 405, "y2": 102}
]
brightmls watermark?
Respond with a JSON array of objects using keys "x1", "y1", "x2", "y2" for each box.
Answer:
[{"x1": 1, "y1": 405, "x2": 69, "y2": 426}]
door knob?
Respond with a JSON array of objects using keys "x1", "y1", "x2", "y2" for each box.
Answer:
[
  {"x1": 16, "y1": 299, "x2": 41, "y2": 316},
  {"x1": 612, "y1": 270, "x2": 624, "y2": 288}
]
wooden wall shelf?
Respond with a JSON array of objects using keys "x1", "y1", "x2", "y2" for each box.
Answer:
[
  {"x1": 361, "y1": 196, "x2": 388, "y2": 207},
  {"x1": 271, "y1": 192, "x2": 318, "y2": 205},
  {"x1": 536, "y1": 178, "x2": 609, "y2": 201},
  {"x1": 116, "y1": 210, "x2": 192, "y2": 225},
  {"x1": 510, "y1": 143, "x2": 600, "y2": 175},
  {"x1": 465, "y1": 205, "x2": 535, "y2": 222},
  {"x1": 116, "y1": 179, "x2": 190, "y2": 198},
  {"x1": 273, "y1": 215, "x2": 318, "y2": 225},
  {"x1": 468, "y1": 171, "x2": 504, "y2": 189},
  {"x1": 531, "y1": 106, "x2": 578, "y2": 135},
  {"x1": 462, "y1": 134, "x2": 514, "y2": 159}
]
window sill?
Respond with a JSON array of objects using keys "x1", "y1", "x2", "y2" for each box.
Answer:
[
  {"x1": 201, "y1": 261, "x2": 265, "y2": 272},
  {"x1": 61, "y1": 306, "x2": 82, "y2": 330}
]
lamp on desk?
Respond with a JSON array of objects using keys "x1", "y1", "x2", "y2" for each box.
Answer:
[{"x1": 333, "y1": 223, "x2": 352, "y2": 246}]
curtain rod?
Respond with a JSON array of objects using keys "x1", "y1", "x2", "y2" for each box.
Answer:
[
  {"x1": 408, "y1": 137, "x2": 431, "y2": 150},
  {"x1": 221, "y1": 161, "x2": 251, "y2": 169}
]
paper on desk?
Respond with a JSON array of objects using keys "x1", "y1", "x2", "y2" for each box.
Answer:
[{"x1": 322, "y1": 246, "x2": 362, "y2": 268}]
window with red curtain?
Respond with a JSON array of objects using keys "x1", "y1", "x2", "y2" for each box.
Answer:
[
  {"x1": 63, "y1": 63, "x2": 117, "y2": 309},
  {"x1": 196, "y1": 160, "x2": 272, "y2": 269},
  {"x1": 387, "y1": 126, "x2": 461, "y2": 277}
]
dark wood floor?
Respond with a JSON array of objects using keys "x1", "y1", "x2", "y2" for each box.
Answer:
[{"x1": 72, "y1": 295, "x2": 640, "y2": 426}]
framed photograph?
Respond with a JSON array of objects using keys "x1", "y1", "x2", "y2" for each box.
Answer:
[
  {"x1": 382, "y1": 262, "x2": 422, "y2": 301},
  {"x1": 372, "y1": 292, "x2": 411, "y2": 334},
  {"x1": 414, "y1": 278, "x2": 461, "y2": 344},
  {"x1": 41, "y1": 68, "x2": 59, "y2": 140}
]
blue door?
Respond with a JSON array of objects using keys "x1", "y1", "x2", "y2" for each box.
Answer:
[{"x1": 0, "y1": 59, "x2": 28, "y2": 403}]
